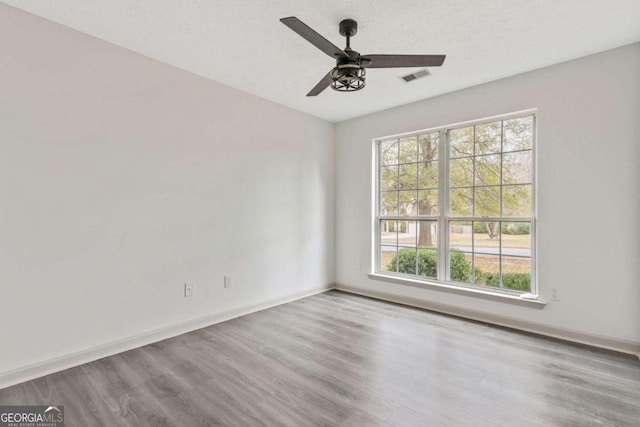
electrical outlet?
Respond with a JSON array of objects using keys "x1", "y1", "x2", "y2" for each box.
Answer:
[
  {"x1": 550, "y1": 288, "x2": 559, "y2": 301},
  {"x1": 224, "y1": 275, "x2": 232, "y2": 288},
  {"x1": 184, "y1": 282, "x2": 194, "y2": 297}
]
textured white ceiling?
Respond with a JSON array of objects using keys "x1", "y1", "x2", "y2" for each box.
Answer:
[{"x1": 2, "y1": 0, "x2": 640, "y2": 122}]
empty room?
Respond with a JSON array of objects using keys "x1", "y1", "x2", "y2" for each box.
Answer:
[{"x1": 1, "y1": 1, "x2": 639, "y2": 426}]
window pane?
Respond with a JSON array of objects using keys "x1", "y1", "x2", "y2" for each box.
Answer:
[
  {"x1": 381, "y1": 191, "x2": 398, "y2": 216},
  {"x1": 399, "y1": 163, "x2": 418, "y2": 190},
  {"x1": 450, "y1": 250, "x2": 473, "y2": 283},
  {"x1": 475, "y1": 122, "x2": 502, "y2": 155},
  {"x1": 450, "y1": 188, "x2": 473, "y2": 216},
  {"x1": 417, "y1": 160, "x2": 438, "y2": 189},
  {"x1": 449, "y1": 157, "x2": 473, "y2": 188},
  {"x1": 381, "y1": 246, "x2": 398, "y2": 273},
  {"x1": 473, "y1": 221, "x2": 500, "y2": 254},
  {"x1": 396, "y1": 247, "x2": 417, "y2": 275},
  {"x1": 417, "y1": 248, "x2": 438, "y2": 278},
  {"x1": 449, "y1": 221, "x2": 472, "y2": 252},
  {"x1": 398, "y1": 137, "x2": 418, "y2": 163},
  {"x1": 380, "y1": 220, "x2": 398, "y2": 244},
  {"x1": 473, "y1": 254, "x2": 500, "y2": 286},
  {"x1": 503, "y1": 116, "x2": 533, "y2": 152},
  {"x1": 501, "y1": 222, "x2": 532, "y2": 258},
  {"x1": 419, "y1": 133, "x2": 439, "y2": 161},
  {"x1": 380, "y1": 165, "x2": 398, "y2": 191},
  {"x1": 398, "y1": 221, "x2": 417, "y2": 247},
  {"x1": 502, "y1": 151, "x2": 532, "y2": 185},
  {"x1": 380, "y1": 140, "x2": 398, "y2": 165},
  {"x1": 475, "y1": 154, "x2": 501, "y2": 186},
  {"x1": 380, "y1": 220, "x2": 398, "y2": 273},
  {"x1": 449, "y1": 127, "x2": 473, "y2": 158},
  {"x1": 417, "y1": 221, "x2": 438, "y2": 248},
  {"x1": 475, "y1": 186, "x2": 500, "y2": 216},
  {"x1": 501, "y1": 256, "x2": 531, "y2": 292},
  {"x1": 503, "y1": 185, "x2": 531, "y2": 217},
  {"x1": 418, "y1": 190, "x2": 438, "y2": 215},
  {"x1": 398, "y1": 190, "x2": 417, "y2": 216}
]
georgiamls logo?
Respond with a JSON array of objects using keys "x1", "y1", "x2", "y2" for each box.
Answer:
[{"x1": 0, "y1": 405, "x2": 64, "y2": 426}]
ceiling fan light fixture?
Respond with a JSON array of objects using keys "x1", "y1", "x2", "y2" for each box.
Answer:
[{"x1": 330, "y1": 64, "x2": 365, "y2": 92}]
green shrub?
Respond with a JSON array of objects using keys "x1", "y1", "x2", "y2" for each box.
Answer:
[
  {"x1": 483, "y1": 272, "x2": 531, "y2": 291},
  {"x1": 474, "y1": 222, "x2": 488, "y2": 233},
  {"x1": 388, "y1": 248, "x2": 471, "y2": 282},
  {"x1": 450, "y1": 251, "x2": 472, "y2": 282},
  {"x1": 501, "y1": 223, "x2": 531, "y2": 235},
  {"x1": 391, "y1": 248, "x2": 436, "y2": 276},
  {"x1": 387, "y1": 248, "x2": 529, "y2": 291},
  {"x1": 400, "y1": 222, "x2": 407, "y2": 233},
  {"x1": 517, "y1": 223, "x2": 531, "y2": 234}
]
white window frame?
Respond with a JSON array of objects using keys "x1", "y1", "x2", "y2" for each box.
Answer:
[{"x1": 372, "y1": 109, "x2": 537, "y2": 297}]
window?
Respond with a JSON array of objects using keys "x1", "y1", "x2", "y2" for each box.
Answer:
[{"x1": 375, "y1": 112, "x2": 535, "y2": 295}]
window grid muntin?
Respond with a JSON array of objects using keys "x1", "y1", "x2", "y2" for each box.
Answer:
[{"x1": 450, "y1": 147, "x2": 532, "y2": 160}]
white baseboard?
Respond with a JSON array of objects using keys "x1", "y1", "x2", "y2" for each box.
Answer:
[
  {"x1": 0, "y1": 285, "x2": 334, "y2": 390},
  {"x1": 334, "y1": 283, "x2": 640, "y2": 360}
]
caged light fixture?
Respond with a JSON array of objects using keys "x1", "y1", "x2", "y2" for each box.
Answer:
[{"x1": 330, "y1": 63, "x2": 366, "y2": 92}]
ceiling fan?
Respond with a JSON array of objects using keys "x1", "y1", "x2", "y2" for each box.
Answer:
[{"x1": 280, "y1": 17, "x2": 446, "y2": 96}]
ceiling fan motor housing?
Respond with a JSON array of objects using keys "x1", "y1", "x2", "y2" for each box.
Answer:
[{"x1": 339, "y1": 19, "x2": 358, "y2": 37}]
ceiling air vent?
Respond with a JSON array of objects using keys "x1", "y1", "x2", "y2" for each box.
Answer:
[{"x1": 400, "y1": 68, "x2": 431, "y2": 83}]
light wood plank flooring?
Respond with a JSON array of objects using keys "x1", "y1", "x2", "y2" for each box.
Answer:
[{"x1": 1, "y1": 290, "x2": 639, "y2": 426}]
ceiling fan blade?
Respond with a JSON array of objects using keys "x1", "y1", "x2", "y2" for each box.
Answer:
[
  {"x1": 361, "y1": 54, "x2": 446, "y2": 68},
  {"x1": 307, "y1": 71, "x2": 333, "y2": 96},
  {"x1": 280, "y1": 17, "x2": 348, "y2": 60}
]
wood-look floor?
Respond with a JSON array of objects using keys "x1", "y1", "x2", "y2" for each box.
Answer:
[{"x1": 1, "y1": 290, "x2": 639, "y2": 426}]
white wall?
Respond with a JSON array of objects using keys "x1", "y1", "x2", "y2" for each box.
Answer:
[
  {"x1": 0, "y1": 4, "x2": 334, "y2": 375},
  {"x1": 335, "y1": 43, "x2": 640, "y2": 345}
]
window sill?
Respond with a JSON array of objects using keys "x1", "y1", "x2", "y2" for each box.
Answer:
[{"x1": 367, "y1": 273, "x2": 546, "y2": 309}]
